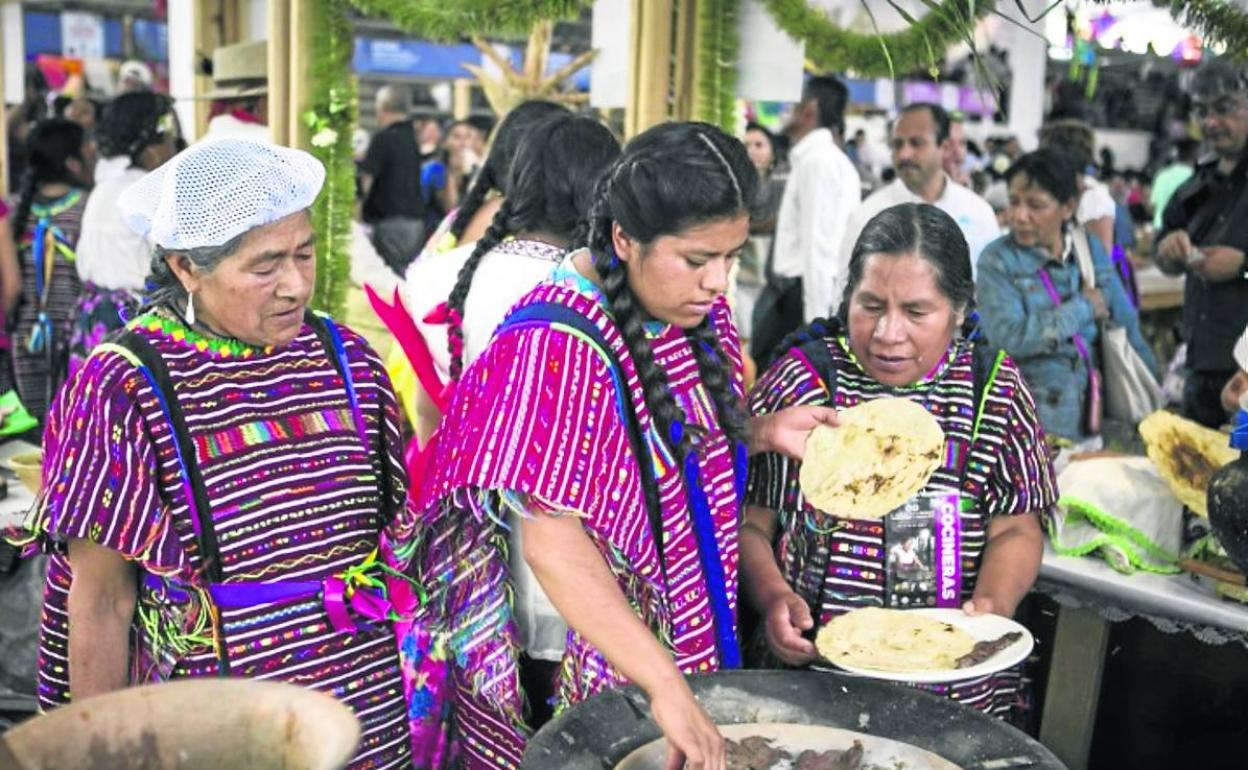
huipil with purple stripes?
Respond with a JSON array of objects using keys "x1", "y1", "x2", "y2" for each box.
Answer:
[
  {"x1": 746, "y1": 334, "x2": 1058, "y2": 717},
  {"x1": 413, "y1": 266, "x2": 745, "y2": 767},
  {"x1": 19, "y1": 312, "x2": 416, "y2": 770}
]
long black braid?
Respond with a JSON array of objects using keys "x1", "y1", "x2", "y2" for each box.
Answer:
[
  {"x1": 443, "y1": 114, "x2": 620, "y2": 381},
  {"x1": 446, "y1": 196, "x2": 514, "y2": 381},
  {"x1": 586, "y1": 123, "x2": 758, "y2": 480},
  {"x1": 447, "y1": 100, "x2": 567, "y2": 244},
  {"x1": 12, "y1": 119, "x2": 88, "y2": 241}
]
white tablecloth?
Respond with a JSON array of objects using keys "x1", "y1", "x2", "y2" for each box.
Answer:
[{"x1": 1038, "y1": 545, "x2": 1248, "y2": 646}]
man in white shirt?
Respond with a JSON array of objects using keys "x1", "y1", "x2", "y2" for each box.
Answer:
[
  {"x1": 842, "y1": 103, "x2": 999, "y2": 279},
  {"x1": 772, "y1": 76, "x2": 862, "y2": 323}
]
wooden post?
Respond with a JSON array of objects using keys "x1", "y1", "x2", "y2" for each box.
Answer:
[
  {"x1": 625, "y1": 0, "x2": 673, "y2": 138},
  {"x1": 0, "y1": 6, "x2": 7, "y2": 199},
  {"x1": 193, "y1": 0, "x2": 216, "y2": 140},
  {"x1": 267, "y1": 0, "x2": 291, "y2": 146},
  {"x1": 287, "y1": 0, "x2": 314, "y2": 148},
  {"x1": 1039, "y1": 604, "x2": 1111, "y2": 770},
  {"x1": 453, "y1": 79, "x2": 473, "y2": 120},
  {"x1": 671, "y1": 0, "x2": 697, "y2": 122}
]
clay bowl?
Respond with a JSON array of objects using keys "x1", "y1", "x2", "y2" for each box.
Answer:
[{"x1": 1, "y1": 679, "x2": 360, "y2": 770}]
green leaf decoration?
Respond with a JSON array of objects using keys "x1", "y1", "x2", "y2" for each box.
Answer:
[
  {"x1": 758, "y1": 0, "x2": 996, "y2": 77},
  {"x1": 308, "y1": 0, "x2": 357, "y2": 319},
  {"x1": 345, "y1": 0, "x2": 590, "y2": 41}
]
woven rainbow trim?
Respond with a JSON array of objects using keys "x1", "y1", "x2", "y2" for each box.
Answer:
[
  {"x1": 193, "y1": 408, "x2": 356, "y2": 459},
  {"x1": 129, "y1": 313, "x2": 274, "y2": 360}
]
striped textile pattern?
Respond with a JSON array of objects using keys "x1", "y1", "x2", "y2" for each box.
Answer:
[
  {"x1": 746, "y1": 334, "x2": 1058, "y2": 717},
  {"x1": 413, "y1": 275, "x2": 745, "y2": 767},
  {"x1": 12, "y1": 191, "x2": 87, "y2": 423},
  {"x1": 21, "y1": 311, "x2": 415, "y2": 770}
]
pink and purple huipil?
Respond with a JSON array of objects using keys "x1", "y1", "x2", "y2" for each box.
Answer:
[
  {"x1": 747, "y1": 334, "x2": 1059, "y2": 719},
  {"x1": 12, "y1": 311, "x2": 417, "y2": 770},
  {"x1": 411, "y1": 263, "x2": 746, "y2": 768}
]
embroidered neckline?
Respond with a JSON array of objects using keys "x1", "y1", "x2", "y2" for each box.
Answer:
[
  {"x1": 129, "y1": 309, "x2": 276, "y2": 359},
  {"x1": 31, "y1": 189, "x2": 84, "y2": 219},
  {"x1": 551, "y1": 253, "x2": 673, "y2": 337}
]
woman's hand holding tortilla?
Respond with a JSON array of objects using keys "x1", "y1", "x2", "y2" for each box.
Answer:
[
  {"x1": 749, "y1": 406, "x2": 839, "y2": 461},
  {"x1": 764, "y1": 590, "x2": 817, "y2": 665}
]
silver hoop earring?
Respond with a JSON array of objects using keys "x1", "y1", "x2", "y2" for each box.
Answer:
[{"x1": 186, "y1": 293, "x2": 196, "y2": 326}]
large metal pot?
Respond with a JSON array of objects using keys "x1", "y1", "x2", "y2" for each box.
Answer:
[
  {"x1": 0, "y1": 679, "x2": 359, "y2": 770},
  {"x1": 523, "y1": 670, "x2": 1066, "y2": 769}
]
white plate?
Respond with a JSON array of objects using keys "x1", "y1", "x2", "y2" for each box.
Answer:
[{"x1": 815, "y1": 608, "x2": 1035, "y2": 685}]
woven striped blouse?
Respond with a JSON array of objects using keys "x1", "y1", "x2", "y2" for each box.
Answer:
[{"x1": 746, "y1": 334, "x2": 1058, "y2": 716}]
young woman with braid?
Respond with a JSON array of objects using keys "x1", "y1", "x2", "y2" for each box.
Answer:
[
  {"x1": 742, "y1": 203, "x2": 1057, "y2": 721},
  {"x1": 388, "y1": 100, "x2": 567, "y2": 434},
  {"x1": 5, "y1": 119, "x2": 95, "y2": 422},
  {"x1": 401, "y1": 113, "x2": 619, "y2": 729},
  {"x1": 409, "y1": 122, "x2": 835, "y2": 770}
]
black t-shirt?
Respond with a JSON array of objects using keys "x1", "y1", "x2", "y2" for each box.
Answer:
[
  {"x1": 361, "y1": 122, "x2": 424, "y2": 223},
  {"x1": 1161, "y1": 155, "x2": 1248, "y2": 372}
]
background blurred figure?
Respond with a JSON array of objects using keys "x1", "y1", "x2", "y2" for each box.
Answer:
[
  {"x1": 1151, "y1": 138, "x2": 1199, "y2": 230},
  {"x1": 1039, "y1": 119, "x2": 1116, "y2": 256},
  {"x1": 756, "y1": 75, "x2": 859, "y2": 365},
  {"x1": 360, "y1": 85, "x2": 427, "y2": 275},
  {"x1": 117, "y1": 61, "x2": 154, "y2": 94},
  {"x1": 70, "y1": 93, "x2": 180, "y2": 379},
  {"x1": 842, "y1": 103, "x2": 998, "y2": 281},
  {"x1": 943, "y1": 110, "x2": 972, "y2": 186},
  {"x1": 738, "y1": 122, "x2": 787, "y2": 350},
  {"x1": 5, "y1": 119, "x2": 95, "y2": 422},
  {"x1": 1156, "y1": 60, "x2": 1248, "y2": 428},
  {"x1": 203, "y1": 40, "x2": 269, "y2": 143}
]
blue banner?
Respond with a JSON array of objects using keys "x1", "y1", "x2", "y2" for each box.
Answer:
[{"x1": 353, "y1": 38, "x2": 483, "y2": 78}]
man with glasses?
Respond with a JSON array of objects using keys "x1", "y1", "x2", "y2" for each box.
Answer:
[{"x1": 1157, "y1": 60, "x2": 1248, "y2": 427}]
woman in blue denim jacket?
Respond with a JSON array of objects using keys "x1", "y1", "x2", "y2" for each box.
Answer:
[{"x1": 977, "y1": 148, "x2": 1156, "y2": 441}]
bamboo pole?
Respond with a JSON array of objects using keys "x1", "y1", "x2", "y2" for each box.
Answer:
[
  {"x1": 0, "y1": 5, "x2": 7, "y2": 199},
  {"x1": 453, "y1": 79, "x2": 473, "y2": 120},
  {"x1": 671, "y1": 0, "x2": 697, "y2": 121},
  {"x1": 287, "y1": 0, "x2": 314, "y2": 148},
  {"x1": 267, "y1": 0, "x2": 291, "y2": 146},
  {"x1": 625, "y1": 0, "x2": 673, "y2": 138}
]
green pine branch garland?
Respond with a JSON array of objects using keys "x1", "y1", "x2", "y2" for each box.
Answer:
[
  {"x1": 758, "y1": 0, "x2": 995, "y2": 77},
  {"x1": 345, "y1": 0, "x2": 589, "y2": 41},
  {"x1": 307, "y1": 0, "x2": 356, "y2": 318},
  {"x1": 696, "y1": 0, "x2": 740, "y2": 132},
  {"x1": 1134, "y1": 0, "x2": 1248, "y2": 58}
]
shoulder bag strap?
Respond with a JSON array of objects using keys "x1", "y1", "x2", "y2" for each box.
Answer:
[
  {"x1": 111, "y1": 329, "x2": 231, "y2": 676},
  {"x1": 304, "y1": 311, "x2": 398, "y2": 521}
]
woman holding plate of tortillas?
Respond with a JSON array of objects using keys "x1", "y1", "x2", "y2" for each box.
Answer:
[{"x1": 740, "y1": 203, "x2": 1059, "y2": 720}]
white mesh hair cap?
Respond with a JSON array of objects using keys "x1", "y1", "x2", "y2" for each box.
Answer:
[{"x1": 119, "y1": 138, "x2": 325, "y2": 249}]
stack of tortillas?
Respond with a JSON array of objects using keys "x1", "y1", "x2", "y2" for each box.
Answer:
[
  {"x1": 799, "y1": 397, "x2": 946, "y2": 519},
  {"x1": 1139, "y1": 410, "x2": 1237, "y2": 517},
  {"x1": 816, "y1": 607, "x2": 976, "y2": 672}
]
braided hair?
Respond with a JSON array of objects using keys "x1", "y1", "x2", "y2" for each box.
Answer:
[
  {"x1": 447, "y1": 100, "x2": 567, "y2": 244},
  {"x1": 97, "y1": 92, "x2": 175, "y2": 168},
  {"x1": 585, "y1": 122, "x2": 758, "y2": 477},
  {"x1": 12, "y1": 119, "x2": 89, "y2": 242},
  {"x1": 444, "y1": 114, "x2": 621, "y2": 381}
]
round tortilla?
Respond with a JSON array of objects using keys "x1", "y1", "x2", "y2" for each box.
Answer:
[
  {"x1": 1139, "y1": 410, "x2": 1237, "y2": 517},
  {"x1": 799, "y1": 397, "x2": 946, "y2": 520},
  {"x1": 815, "y1": 607, "x2": 976, "y2": 673}
]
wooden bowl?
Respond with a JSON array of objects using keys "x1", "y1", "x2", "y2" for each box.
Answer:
[{"x1": 3, "y1": 679, "x2": 361, "y2": 770}]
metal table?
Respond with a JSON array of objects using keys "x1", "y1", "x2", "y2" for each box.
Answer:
[{"x1": 1035, "y1": 545, "x2": 1248, "y2": 770}]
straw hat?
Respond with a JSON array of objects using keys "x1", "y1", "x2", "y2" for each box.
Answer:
[{"x1": 206, "y1": 40, "x2": 267, "y2": 100}]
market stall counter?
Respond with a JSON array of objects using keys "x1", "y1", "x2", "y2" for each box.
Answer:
[{"x1": 1036, "y1": 454, "x2": 1248, "y2": 770}]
